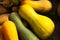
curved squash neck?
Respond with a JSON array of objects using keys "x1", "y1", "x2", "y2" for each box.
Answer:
[{"x1": 20, "y1": 4, "x2": 39, "y2": 19}]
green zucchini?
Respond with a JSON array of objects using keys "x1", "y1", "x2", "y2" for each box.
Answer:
[{"x1": 9, "y1": 12, "x2": 39, "y2": 40}]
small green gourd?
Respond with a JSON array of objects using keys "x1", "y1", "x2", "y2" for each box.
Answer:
[{"x1": 9, "y1": 12, "x2": 39, "y2": 40}]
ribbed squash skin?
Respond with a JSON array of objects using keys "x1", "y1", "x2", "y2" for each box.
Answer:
[
  {"x1": 19, "y1": 4, "x2": 55, "y2": 39},
  {"x1": 2, "y1": 21, "x2": 19, "y2": 40},
  {"x1": 9, "y1": 12, "x2": 39, "y2": 40}
]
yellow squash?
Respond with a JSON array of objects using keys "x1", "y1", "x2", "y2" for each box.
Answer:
[
  {"x1": 21, "y1": 1, "x2": 52, "y2": 12},
  {"x1": 2, "y1": 21, "x2": 19, "y2": 40},
  {"x1": 20, "y1": 0, "x2": 48, "y2": 2},
  {"x1": 19, "y1": 4, "x2": 55, "y2": 39}
]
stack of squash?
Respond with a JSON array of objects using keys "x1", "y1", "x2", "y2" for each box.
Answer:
[{"x1": 0, "y1": 0, "x2": 55, "y2": 40}]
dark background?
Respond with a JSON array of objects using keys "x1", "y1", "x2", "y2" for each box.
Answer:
[{"x1": 44, "y1": 0, "x2": 60, "y2": 40}]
